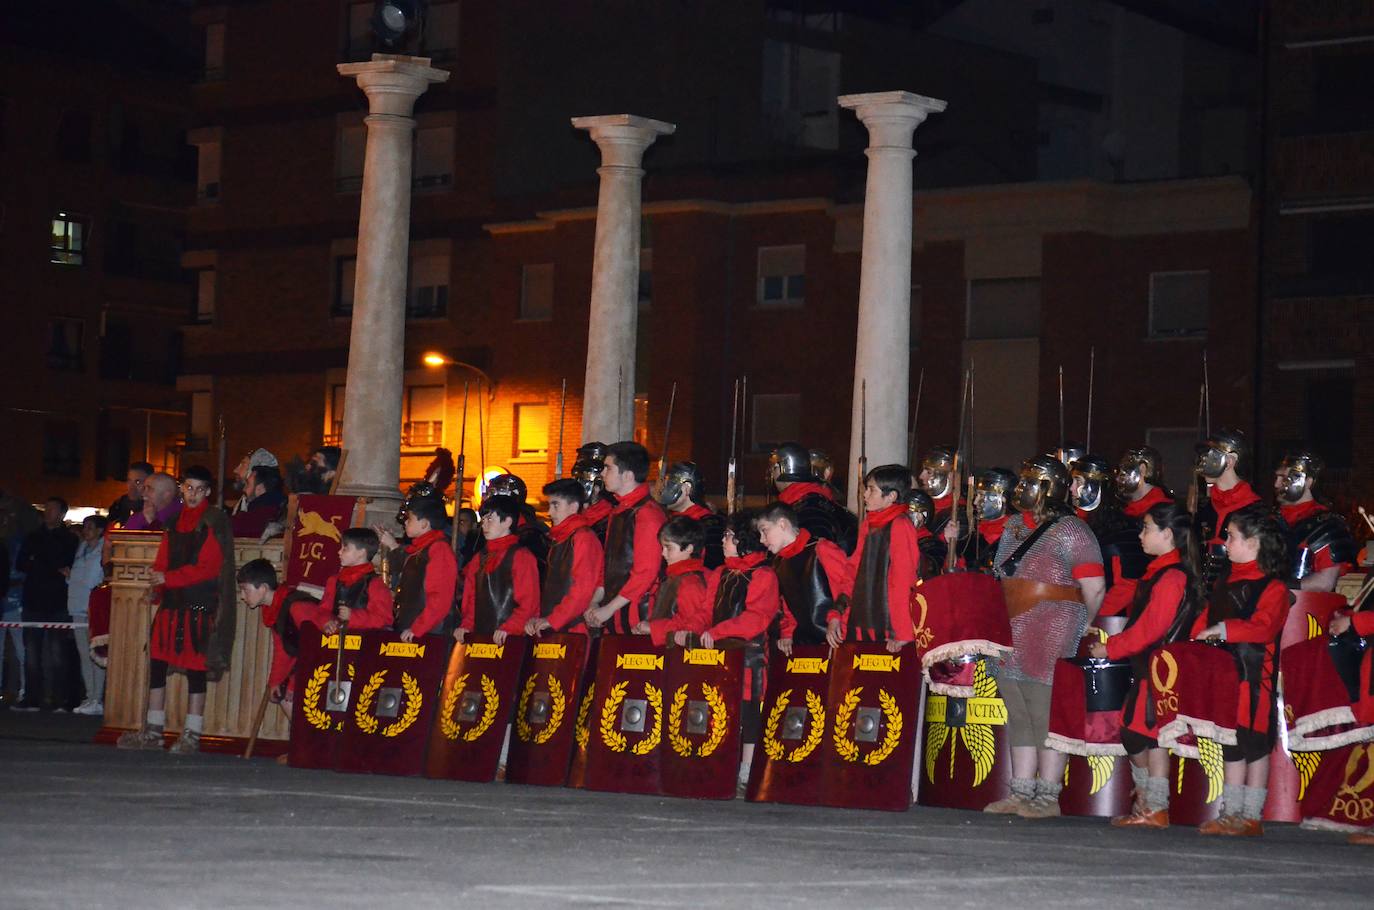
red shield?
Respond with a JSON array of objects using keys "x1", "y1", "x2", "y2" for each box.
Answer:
[
  {"x1": 1299, "y1": 742, "x2": 1374, "y2": 832},
  {"x1": 333, "y1": 631, "x2": 450, "y2": 776},
  {"x1": 1060, "y1": 755, "x2": 1133, "y2": 818},
  {"x1": 746, "y1": 644, "x2": 832, "y2": 806},
  {"x1": 1169, "y1": 752, "x2": 1225, "y2": 826},
  {"x1": 912, "y1": 573, "x2": 1013, "y2": 695},
  {"x1": 288, "y1": 623, "x2": 367, "y2": 770},
  {"x1": 659, "y1": 647, "x2": 745, "y2": 800},
  {"x1": 425, "y1": 635, "x2": 528, "y2": 782},
  {"x1": 504, "y1": 634, "x2": 589, "y2": 787},
  {"x1": 823, "y1": 642, "x2": 921, "y2": 811},
  {"x1": 564, "y1": 637, "x2": 602, "y2": 789},
  {"x1": 916, "y1": 657, "x2": 1012, "y2": 811},
  {"x1": 582, "y1": 635, "x2": 666, "y2": 796}
]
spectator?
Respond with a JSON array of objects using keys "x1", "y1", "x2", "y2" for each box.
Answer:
[
  {"x1": 230, "y1": 448, "x2": 279, "y2": 514},
  {"x1": 14, "y1": 497, "x2": 78, "y2": 711},
  {"x1": 125, "y1": 473, "x2": 181, "y2": 532},
  {"x1": 0, "y1": 488, "x2": 39, "y2": 704},
  {"x1": 300, "y1": 446, "x2": 341, "y2": 494},
  {"x1": 65, "y1": 515, "x2": 108, "y2": 715},
  {"x1": 107, "y1": 461, "x2": 154, "y2": 527},
  {"x1": 231, "y1": 465, "x2": 287, "y2": 540}
]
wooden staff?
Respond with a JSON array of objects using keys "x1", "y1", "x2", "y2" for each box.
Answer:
[
  {"x1": 907, "y1": 367, "x2": 924, "y2": 469},
  {"x1": 653, "y1": 381, "x2": 678, "y2": 497},
  {"x1": 242, "y1": 681, "x2": 274, "y2": 759},
  {"x1": 451, "y1": 380, "x2": 470, "y2": 557},
  {"x1": 726, "y1": 378, "x2": 740, "y2": 515},
  {"x1": 554, "y1": 378, "x2": 567, "y2": 479},
  {"x1": 946, "y1": 369, "x2": 971, "y2": 573},
  {"x1": 856, "y1": 379, "x2": 868, "y2": 520},
  {"x1": 1085, "y1": 347, "x2": 1095, "y2": 453},
  {"x1": 215, "y1": 414, "x2": 227, "y2": 509}
]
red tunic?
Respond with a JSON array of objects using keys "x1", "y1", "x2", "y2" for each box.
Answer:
[
  {"x1": 401, "y1": 529, "x2": 458, "y2": 638},
  {"x1": 149, "y1": 501, "x2": 222, "y2": 671},
  {"x1": 609, "y1": 484, "x2": 666, "y2": 607},
  {"x1": 1098, "y1": 487, "x2": 1172, "y2": 617},
  {"x1": 582, "y1": 498, "x2": 614, "y2": 527},
  {"x1": 646, "y1": 559, "x2": 709, "y2": 646},
  {"x1": 776, "y1": 531, "x2": 850, "y2": 640},
  {"x1": 266, "y1": 586, "x2": 295, "y2": 690},
  {"x1": 543, "y1": 514, "x2": 604, "y2": 633},
  {"x1": 681, "y1": 503, "x2": 713, "y2": 521},
  {"x1": 1280, "y1": 500, "x2": 1351, "y2": 576},
  {"x1": 704, "y1": 553, "x2": 781, "y2": 642},
  {"x1": 1105, "y1": 551, "x2": 1189, "y2": 740},
  {"x1": 837, "y1": 502, "x2": 920, "y2": 641},
  {"x1": 458, "y1": 534, "x2": 542, "y2": 633},
  {"x1": 297, "y1": 564, "x2": 394, "y2": 632},
  {"x1": 1207, "y1": 481, "x2": 1261, "y2": 547}
]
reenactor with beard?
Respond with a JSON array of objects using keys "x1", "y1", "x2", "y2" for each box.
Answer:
[
  {"x1": 1071, "y1": 455, "x2": 1149, "y2": 621},
  {"x1": 1098, "y1": 446, "x2": 1173, "y2": 617},
  {"x1": 1272, "y1": 451, "x2": 1356, "y2": 592}
]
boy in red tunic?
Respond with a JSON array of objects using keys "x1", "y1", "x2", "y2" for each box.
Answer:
[
  {"x1": 456, "y1": 497, "x2": 541, "y2": 645},
  {"x1": 236, "y1": 558, "x2": 318, "y2": 712},
  {"x1": 379, "y1": 488, "x2": 458, "y2": 642},
  {"x1": 828, "y1": 464, "x2": 920, "y2": 652},
  {"x1": 757, "y1": 502, "x2": 851, "y2": 653},
  {"x1": 116, "y1": 466, "x2": 236, "y2": 754},
  {"x1": 526, "y1": 479, "x2": 603, "y2": 637},
  {"x1": 585, "y1": 442, "x2": 666, "y2": 634},
  {"x1": 631, "y1": 517, "x2": 709, "y2": 647},
  {"x1": 1193, "y1": 504, "x2": 1291, "y2": 837},
  {"x1": 294, "y1": 528, "x2": 393, "y2": 636}
]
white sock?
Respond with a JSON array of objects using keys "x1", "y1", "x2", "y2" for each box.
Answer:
[
  {"x1": 185, "y1": 714, "x2": 204, "y2": 734},
  {"x1": 147, "y1": 709, "x2": 166, "y2": 727}
]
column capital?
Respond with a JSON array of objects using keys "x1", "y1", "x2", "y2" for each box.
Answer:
[
  {"x1": 338, "y1": 53, "x2": 450, "y2": 116},
  {"x1": 571, "y1": 114, "x2": 676, "y2": 168},
  {"x1": 839, "y1": 91, "x2": 947, "y2": 148}
]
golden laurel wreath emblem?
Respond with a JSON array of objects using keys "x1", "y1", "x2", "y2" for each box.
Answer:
[
  {"x1": 831, "y1": 686, "x2": 903, "y2": 766},
  {"x1": 599, "y1": 680, "x2": 663, "y2": 754},
  {"x1": 353, "y1": 670, "x2": 422, "y2": 737},
  {"x1": 514, "y1": 674, "x2": 567, "y2": 745},
  {"x1": 1176, "y1": 737, "x2": 1226, "y2": 804},
  {"x1": 760, "y1": 689, "x2": 825, "y2": 763},
  {"x1": 1063, "y1": 755, "x2": 1116, "y2": 796},
  {"x1": 438, "y1": 673, "x2": 500, "y2": 742},
  {"x1": 667, "y1": 684, "x2": 729, "y2": 758},
  {"x1": 303, "y1": 662, "x2": 356, "y2": 732},
  {"x1": 574, "y1": 682, "x2": 594, "y2": 749}
]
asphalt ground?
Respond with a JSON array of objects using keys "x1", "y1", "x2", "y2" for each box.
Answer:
[{"x1": 1, "y1": 710, "x2": 1371, "y2": 909}]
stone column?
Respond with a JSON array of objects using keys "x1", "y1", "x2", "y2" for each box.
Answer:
[
  {"x1": 335, "y1": 55, "x2": 448, "y2": 515},
  {"x1": 839, "y1": 91, "x2": 946, "y2": 508},
  {"x1": 570, "y1": 114, "x2": 675, "y2": 444}
]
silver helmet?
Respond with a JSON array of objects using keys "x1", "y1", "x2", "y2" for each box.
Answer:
[
  {"x1": 656, "y1": 461, "x2": 703, "y2": 508},
  {"x1": 1115, "y1": 445, "x2": 1164, "y2": 497},
  {"x1": 1070, "y1": 455, "x2": 1112, "y2": 513},
  {"x1": 920, "y1": 445, "x2": 957, "y2": 500},
  {"x1": 1276, "y1": 451, "x2": 1323, "y2": 504},
  {"x1": 1012, "y1": 455, "x2": 1071, "y2": 514},
  {"x1": 973, "y1": 468, "x2": 1017, "y2": 522}
]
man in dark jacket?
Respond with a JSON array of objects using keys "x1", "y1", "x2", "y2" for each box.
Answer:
[{"x1": 15, "y1": 498, "x2": 78, "y2": 710}]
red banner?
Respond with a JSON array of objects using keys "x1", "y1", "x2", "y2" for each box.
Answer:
[{"x1": 283, "y1": 495, "x2": 364, "y2": 590}]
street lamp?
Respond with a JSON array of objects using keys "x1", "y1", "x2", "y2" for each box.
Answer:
[{"x1": 371, "y1": 0, "x2": 427, "y2": 48}]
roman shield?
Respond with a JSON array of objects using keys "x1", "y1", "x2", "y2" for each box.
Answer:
[
  {"x1": 334, "y1": 631, "x2": 450, "y2": 777},
  {"x1": 746, "y1": 643, "x2": 832, "y2": 806},
  {"x1": 659, "y1": 646, "x2": 745, "y2": 800},
  {"x1": 504, "y1": 633, "x2": 589, "y2": 787},
  {"x1": 425, "y1": 635, "x2": 528, "y2": 782},
  {"x1": 582, "y1": 634, "x2": 666, "y2": 796}
]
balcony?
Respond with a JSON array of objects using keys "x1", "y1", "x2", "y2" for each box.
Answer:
[{"x1": 403, "y1": 421, "x2": 443, "y2": 448}]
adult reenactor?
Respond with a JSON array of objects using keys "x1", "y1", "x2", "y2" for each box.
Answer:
[
  {"x1": 657, "y1": 461, "x2": 725, "y2": 569},
  {"x1": 1097, "y1": 446, "x2": 1173, "y2": 617},
  {"x1": 940, "y1": 467, "x2": 1018, "y2": 573},
  {"x1": 572, "y1": 441, "x2": 615, "y2": 543},
  {"x1": 583, "y1": 442, "x2": 667, "y2": 634},
  {"x1": 1193, "y1": 429, "x2": 1261, "y2": 587},
  {"x1": 768, "y1": 442, "x2": 857, "y2": 554},
  {"x1": 917, "y1": 445, "x2": 958, "y2": 537},
  {"x1": 1072, "y1": 455, "x2": 1149, "y2": 619},
  {"x1": 1273, "y1": 451, "x2": 1356, "y2": 592},
  {"x1": 905, "y1": 489, "x2": 946, "y2": 578}
]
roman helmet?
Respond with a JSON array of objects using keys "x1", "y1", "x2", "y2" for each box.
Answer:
[
  {"x1": 973, "y1": 467, "x2": 1018, "y2": 522},
  {"x1": 768, "y1": 441, "x2": 815, "y2": 488},
  {"x1": 396, "y1": 481, "x2": 444, "y2": 525},
  {"x1": 1012, "y1": 455, "x2": 1071, "y2": 514},
  {"x1": 1053, "y1": 442, "x2": 1087, "y2": 470},
  {"x1": 1070, "y1": 455, "x2": 1112, "y2": 513},
  {"x1": 572, "y1": 441, "x2": 609, "y2": 502},
  {"x1": 906, "y1": 489, "x2": 935, "y2": 530},
  {"x1": 809, "y1": 449, "x2": 834, "y2": 485},
  {"x1": 1276, "y1": 450, "x2": 1324, "y2": 504},
  {"x1": 1115, "y1": 445, "x2": 1164, "y2": 497},
  {"x1": 485, "y1": 473, "x2": 528, "y2": 503},
  {"x1": 657, "y1": 461, "x2": 703, "y2": 508},
  {"x1": 1195, "y1": 428, "x2": 1247, "y2": 481},
  {"x1": 920, "y1": 445, "x2": 957, "y2": 500}
]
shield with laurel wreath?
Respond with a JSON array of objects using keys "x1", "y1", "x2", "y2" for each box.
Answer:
[
  {"x1": 746, "y1": 643, "x2": 833, "y2": 806},
  {"x1": 822, "y1": 641, "x2": 922, "y2": 811},
  {"x1": 659, "y1": 645, "x2": 745, "y2": 800},
  {"x1": 332, "y1": 630, "x2": 450, "y2": 776},
  {"x1": 504, "y1": 633, "x2": 589, "y2": 787},
  {"x1": 422, "y1": 634, "x2": 527, "y2": 782},
  {"x1": 288, "y1": 623, "x2": 367, "y2": 770},
  {"x1": 582, "y1": 635, "x2": 667, "y2": 795}
]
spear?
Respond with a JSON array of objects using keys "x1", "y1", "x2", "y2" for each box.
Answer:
[
  {"x1": 616, "y1": 366, "x2": 624, "y2": 441},
  {"x1": 1202, "y1": 349, "x2": 1211, "y2": 436},
  {"x1": 1085, "y1": 347, "x2": 1095, "y2": 453},
  {"x1": 907, "y1": 367, "x2": 924, "y2": 469},
  {"x1": 654, "y1": 381, "x2": 678, "y2": 497},
  {"x1": 739, "y1": 375, "x2": 749, "y2": 507},
  {"x1": 477, "y1": 380, "x2": 487, "y2": 501},
  {"x1": 1057, "y1": 365, "x2": 1065, "y2": 460},
  {"x1": 451, "y1": 380, "x2": 469, "y2": 557},
  {"x1": 554, "y1": 378, "x2": 566, "y2": 479},
  {"x1": 857, "y1": 379, "x2": 868, "y2": 520},
  {"x1": 726, "y1": 378, "x2": 740, "y2": 515},
  {"x1": 947, "y1": 369, "x2": 971, "y2": 572}
]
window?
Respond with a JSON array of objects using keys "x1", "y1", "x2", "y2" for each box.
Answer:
[
  {"x1": 188, "y1": 390, "x2": 213, "y2": 451},
  {"x1": 404, "y1": 386, "x2": 445, "y2": 447},
  {"x1": 336, "y1": 126, "x2": 366, "y2": 193},
  {"x1": 1144, "y1": 428, "x2": 1197, "y2": 493},
  {"x1": 513, "y1": 403, "x2": 549, "y2": 459},
  {"x1": 1309, "y1": 215, "x2": 1374, "y2": 279},
  {"x1": 43, "y1": 421, "x2": 81, "y2": 477},
  {"x1": 334, "y1": 256, "x2": 356, "y2": 316},
  {"x1": 424, "y1": 1, "x2": 460, "y2": 61},
  {"x1": 56, "y1": 110, "x2": 91, "y2": 163},
  {"x1": 756, "y1": 245, "x2": 805, "y2": 307},
  {"x1": 408, "y1": 253, "x2": 449, "y2": 319},
  {"x1": 197, "y1": 141, "x2": 221, "y2": 203},
  {"x1": 195, "y1": 270, "x2": 216, "y2": 324},
  {"x1": 327, "y1": 383, "x2": 347, "y2": 444},
  {"x1": 638, "y1": 249, "x2": 652, "y2": 310},
  {"x1": 47, "y1": 318, "x2": 84, "y2": 371},
  {"x1": 520, "y1": 263, "x2": 554, "y2": 321},
  {"x1": 967, "y1": 278, "x2": 1040, "y2": 339},
  {"x1": 751, "y1": 393, "x2": 802, "y2": 453},
  {"x1": 1148, "y1": 271, "x2": 1209, "y2": 338},
  {"x1": 51, "y1": 213, "x2": 87, "y2": 265},
  {"x1": 105, "y1": 218, "x2": 183, "y2": 281},
  {"x1": 413, "y1": 127, "x2": 454, "y2": 190},
  {"x1": 203, "y1": 23, "x2": 226, "y2": 81}
]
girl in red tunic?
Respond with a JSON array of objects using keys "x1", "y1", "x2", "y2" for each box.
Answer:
[
  {"x1": 1193, "y1": 504, "x2": 1290, "y2": 837},
  {"x1": 1089, "y1": 500, "x2": 1201, "y2": 828}
]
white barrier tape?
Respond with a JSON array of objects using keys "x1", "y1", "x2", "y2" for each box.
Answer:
[{"x1": 0, "y1": 621, "x2": 89, "y2": 630}]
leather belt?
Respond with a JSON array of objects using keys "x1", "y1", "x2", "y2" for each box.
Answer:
[{"x1": 1000, "y1": 577, "x2": 1083, "y2": 619}]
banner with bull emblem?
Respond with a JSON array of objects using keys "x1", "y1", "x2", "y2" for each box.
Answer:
[
  {"x1": 659, "y1": 646, "x2": 745, "y2": 800},
  {"x1": 917, "y1": 657, "x2": 1011, "y2": 811},
  {"x1": 282, "y1": 495, "x2": 365, "y2": 591},
  {"x1": 504, "y1": 634, "x2": 589, "y2": 787},
  {"x1": 425, "y1": 635, "x2": 528, "y2": 782},
  {"x1": 289, "y1": 623, "x2": 365, "y2": 770},
  {"x1": 746, "y1": 644, "x2": 832, "y2": 806},
  {"x1": 822, "y1": 642, "x2": 921, "y2": 811},
  {"x1": 335, "y1": 631, "x2": 449, "y2": 776},
  {"x1": 582, "y1": 635, "x2": 666, "y2": 795}
]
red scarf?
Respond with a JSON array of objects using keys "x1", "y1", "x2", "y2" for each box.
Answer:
[
  {"x1": 980, "y1": 513, "x2": 1009, "y2": 544},
  {"x1": 1124, "y1": 486, "x2": 1169, "y2": 518},
  {"x1": 406, "y1": 528, "x2": 446, "y2": 554},
  {"x1": 864, "y1": 502, "x2": 906, "y2": 530},
  {"x1": 681, "y1": 503, "x2": 712, "y2": 520},
  {"x1": 914, "y1": 526, "x2": 933, "y2": 542},
  {"x1": 336, "y1": 562, "x2": 374, "y2": 586},
  {"x1": 1210, "y1": 480, "x2": 1258, "y2": 513},
  {"x1": 481, "y1": 534, "x2": 520, "y2": 570},
  {"x1": 1280, "y1": 500, "x2": 1324, "y2": 526},
  {"x1": 1141, "y1": 548, "x2": 1181, "y2": 578},
  {"x1": 612, "y1": 483, "x2": 651, "y2": 514},
  {"x1": 1226, "y1": 559, "x2": 1264, "y2": 582},
  {"x1": 175, "y1": 499, "x2": 209, "y2": 532},
  {"x1": 666, "y1": 558, "x2": 705, "y2": 577},
  {"x1": 549, "y1": 512, "x2": 589, "y2": 543},
  {"x1": 724, "y1": 551, "x2": 768, "y2": 572},
  {"x1": 1021, "y1": 511, "x2": 1039, "y2": 530},
  {"x1": 779, "y1": 483, "x2": 836, "y2": 505},
  {"x1": 932, "y1": 492, "x2": 953, "y2": 514},
  {"x1": 778, "y1": 529, "x2": 812, "y2": 559}
]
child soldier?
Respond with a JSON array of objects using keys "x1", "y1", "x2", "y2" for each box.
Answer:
[
  {"x1": 526, "y1": 479, "x2": 603, "y2": 637},
  {"x1": 377, "y1": 485, "x2": 458, "y2": 642},
  {"x1": 236, "y1": 559, "x2": 317, "y2": 710},
  {"x1": 631, "y1": 516, "x2": 709, "y2": 647},
  {"x1": 756, "y1": 502, "x2": 851, "y2": 654},
  {"x1": 828, "y1": 464, "x2": 922, "y2": 653},
  {"x1": 585, "y1": 442, "x2": 667, "y2": 633},
  {"x1": 294, "y1": 528, "x2": 393, "y2": 637},
  {"x1": 456, "y1": 497, "x2": 540, "y2": 645}
]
